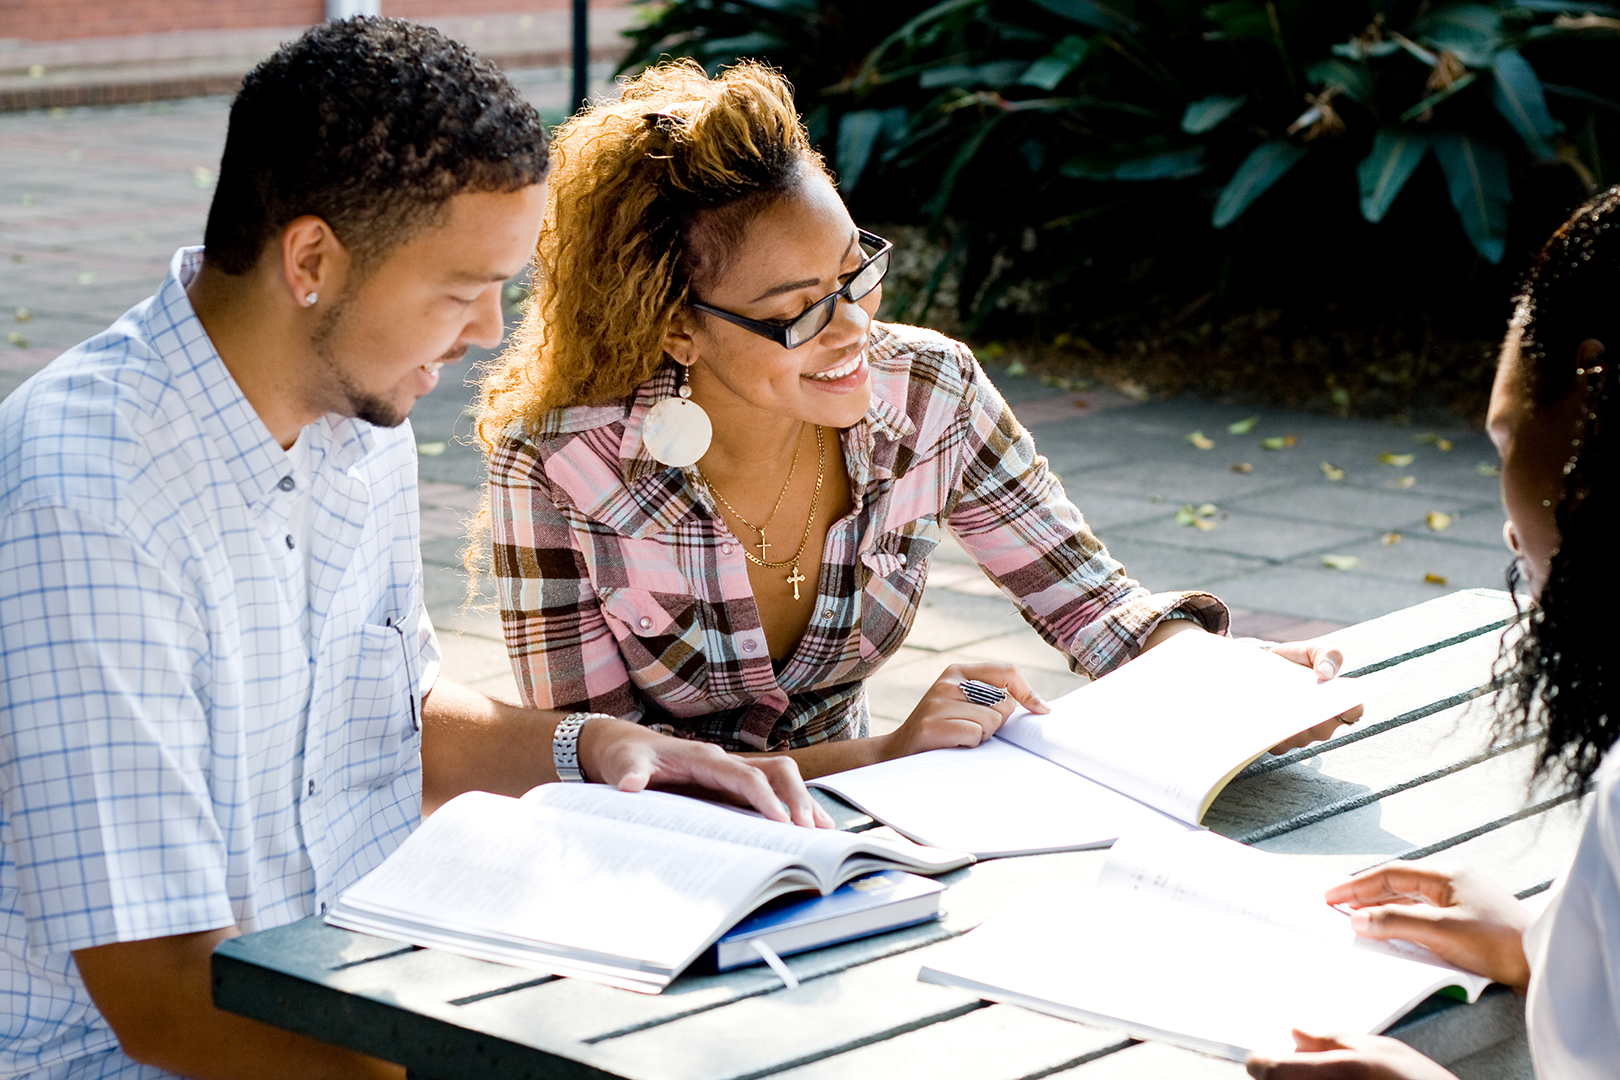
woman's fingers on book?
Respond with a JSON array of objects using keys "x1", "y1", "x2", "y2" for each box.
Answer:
[
  {"x1": 949, "y1": 662, "x2": 1050, "y2": 715},
  {"x1": 1246, "y1": 1030, "x2": 1460, "y2": 1080},
  {"x1": 1268, "y1": 640, "x2": 1346, "y2": 681},
  {"x1": 1324, "y1": 864, "x2": 1533, "y2": 990},
  {"x1": 598, "y1": 726, "x2": 824, "y2": 827}
]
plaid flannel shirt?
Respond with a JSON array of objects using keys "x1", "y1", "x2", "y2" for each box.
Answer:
[{"x1": 488, "y1": 322, "x2": 1227, "y2": 752}]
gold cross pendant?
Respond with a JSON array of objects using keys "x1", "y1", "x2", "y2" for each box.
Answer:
[
  {"x1": 756, "y1": 530, "x2": 770, "y2": 559},
  {"x1": 785, "y1": 564, "x2": 807, "y2": 601}
]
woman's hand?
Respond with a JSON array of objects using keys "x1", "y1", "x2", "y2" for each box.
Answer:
[
  {"x1": 1247, "y1": 1030, "x2": 1459, "y2": 1079},
  {"x1": 1326, "y1": 862, "x2": 1533, "y2": 992},
  {"x1": 1266, "y1": 639, "x2": 1365, "y2": 752},
  {"x1": 878, "y1": 663, "x2": 1049, "y2": 761},
  {"x1": 580, "y1": 717, "x2": 834, "y2": 828}
]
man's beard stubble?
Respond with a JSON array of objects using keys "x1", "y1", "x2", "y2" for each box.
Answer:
[{"x1": 310, "y1": 294, "x2": 409, "y2": 429}]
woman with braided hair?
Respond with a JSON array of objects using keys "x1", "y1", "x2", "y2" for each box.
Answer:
[
  {"x1": 472, "y1": 60, "x2": 1354, "y2": 778},
  {"x1": 1248, "y1": 189, "x2": 1620, "y2": 1079}
]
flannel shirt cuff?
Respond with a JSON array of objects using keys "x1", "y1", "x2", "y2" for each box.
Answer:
[{"x1": 1071, "y1": 591, "x2": 1230, "y2": 678}]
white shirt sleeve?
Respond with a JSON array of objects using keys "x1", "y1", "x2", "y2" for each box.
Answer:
[
  {"x1": 1524, "y1": 749, "x2": 1620, "y2": 1079},
  {"x1": 0, "y1": 504, "x2": 237, "y2": 954}
]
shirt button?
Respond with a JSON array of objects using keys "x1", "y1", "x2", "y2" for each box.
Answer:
[
  {"x1": 822, "y1": 609, "x2": 834, "y2": 619},
  {"x1": 638, "y1": 616, "x2": 653, "y2": 630},
  {"x1": 742, "y1": 639, "x2": 757, "y2": 653},
  {"x1": 721, "y1": 543, "x2": 733, "y2": 555},
  {"x1": 278, "y1": 476, "x2": 295, "y2": 492},
  {"x1": 307, "y1": 778, "x2": 316, "y2": 796},
  {"x1": 319, "y1": 901, "x2": 328, "y2": 915}
]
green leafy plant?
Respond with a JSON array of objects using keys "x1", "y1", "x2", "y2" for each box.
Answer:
[{"x1": 622, "y1": 1, "x2": 1619, "y2": 340}]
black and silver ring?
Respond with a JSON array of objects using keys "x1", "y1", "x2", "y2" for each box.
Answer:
[{"x1": 960, "y1": 679, "x2": 1009, "y2": 707}]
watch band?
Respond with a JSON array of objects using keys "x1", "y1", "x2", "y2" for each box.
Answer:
[{"x1": 553, "y1": 712, "x2": 614, "y2": 782}]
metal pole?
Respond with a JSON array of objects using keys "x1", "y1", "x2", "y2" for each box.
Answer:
[
  {"x1": 327, "y1": 0, "x2": 380, "y2": 18},
  {"x1": 572, "y1": 0, "x2": 589, "y2": 112}
]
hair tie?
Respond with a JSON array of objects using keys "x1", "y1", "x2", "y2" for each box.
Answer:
[{"x1": 643, "y1": 111, "x2": 686, "y2": 160}]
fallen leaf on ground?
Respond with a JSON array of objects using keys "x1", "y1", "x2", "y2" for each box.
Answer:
[
  {"x1": 1382, "y1": 532, "x2": 1403, "y2": 545},
  {"x1": 1412, "y1": 433, "x2": 1439, "y2": 444},
  {"x1": 13, "y1": 307, "x2": 29, "y2": 322},
  {"x1": 1228, "y1": 415, "x2": 1260, "y2": 434},
  {"x1": 192, "y1": 166, "x2": 215, "y2": 189},
  {"x1": 1394, "y1": 475, "x2": 1416, "y2": 488},
  {"x1": 1148, "y1": 494, "x2": 1163, "y2": 503},
  {"x1": 417, "y1": 442, "x2": 447, "y2": 457},
  {"x1": 1321, "y1": 554, "x2": 1360, "y2": 571},
  {"x1": 75, "y1": 272, "x2": 95, "y2": 286},
  {"x1": 1320, "y1": 462, "x2": 1345, "y2": 481},
  {"x1": 1437, "y1": 439, "x2": 1454, "y2": 452},
  {"x1": 1261, "y1": 434, "x2": 1299, "y2": 450},
  {"x1": 1118, "y1": 379, "x2": 1151, "y2": 402},
  {"x1": 1230, "y1": 462, "x2": 1253, "y2": 473},
  {"x1": 1187, "y1": 430, "x2": 1215, "y2": 450},
  {"x1": 1176, "y1": 503, "x2": 1219, "y2": 526},
  {"x1": 1477, "y1": 462, "x2": 1500, "y2": 476},
  {"x1": 10, "y1": 253, "x2": 26, "y2": 263},
  {"x1": 1424, "y1": 573, "x2": 1450, "y2": 585},
  {"x1": 1192, "y1": 518, "x2": 1218, "y2": 531},
  {"x1": 1004, "y1": 359, "x2": 1027, "y2": 376},
  {"x1": 1426, "y1": 511, "x2": 1453, "y2": 532},
  {"x1": 1380, "y1": 452, "x2": 1416, "y2": 467},
  {"x1": 7, "y1": 331, "x2": 27, "y2": 347}
]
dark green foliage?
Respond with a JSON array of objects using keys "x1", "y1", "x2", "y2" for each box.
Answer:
[{"x1": 621, "y1": 2, "x2": 1620, "y2": 340}]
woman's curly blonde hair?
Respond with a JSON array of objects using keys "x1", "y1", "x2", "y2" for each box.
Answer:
[{"x1": 473, "y1": 59, "x2": 826, "y2": 450}]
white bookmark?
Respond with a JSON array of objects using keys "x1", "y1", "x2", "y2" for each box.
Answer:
[{"x1": 749, "y1": 939, "x2": 800, "y2": 990}]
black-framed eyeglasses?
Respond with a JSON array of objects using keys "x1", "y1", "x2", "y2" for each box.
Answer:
[{"x1": 688, "y1": 229, "x2": 893, "y2": 350}]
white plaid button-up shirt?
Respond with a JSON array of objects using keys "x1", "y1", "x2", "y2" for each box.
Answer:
[{"x1": 0, "y1": 248, "x2": 438, "y2": 1078}]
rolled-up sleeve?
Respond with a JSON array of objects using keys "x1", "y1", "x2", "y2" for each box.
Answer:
[{"x1": 942, "y1": 346, "x2": 1228, "y2": 678}]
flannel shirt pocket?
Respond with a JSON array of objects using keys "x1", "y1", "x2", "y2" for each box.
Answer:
[
  {"x1": 859, "y1": 516, "x2": 942, "y2": 660},
  {"x1": 598, "y1": 587, "x2": 707, "y2": 703}
]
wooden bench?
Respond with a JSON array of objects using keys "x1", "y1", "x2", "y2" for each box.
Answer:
[{"x1": 213, "y1": 588, "x2": 1556, "y2": 1080}]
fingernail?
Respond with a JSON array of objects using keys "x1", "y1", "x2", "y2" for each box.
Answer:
[
  {"x1": 1316, "y1": 659, "x2": 1337, "y2": 678},
  {"x1": 1349, "y1": 910, "x2": 1370, "y2": 932},
  {"x1": 1246, "y1": 1059, "x2": 1271, "y2": 1079}
]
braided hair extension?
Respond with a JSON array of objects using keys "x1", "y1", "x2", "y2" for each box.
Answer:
[{"x1": 1497, "y1": 186, "x2": 1620, "y2": 791}]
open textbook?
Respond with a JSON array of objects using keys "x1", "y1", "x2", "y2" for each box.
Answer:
[
  {"x1": 919, "y1": 829, "x2": 1491, "y2": 1059},
  {"x1": 810, "y1": 630, "x2": 1363, "y2": 855},
  {"x1": 325, "y1": 784, "x2": 970, "y2": 993}
]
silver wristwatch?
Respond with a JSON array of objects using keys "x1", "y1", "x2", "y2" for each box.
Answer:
[{"x1": 553, "y1": 712, "x2": 615, "y2": 782}]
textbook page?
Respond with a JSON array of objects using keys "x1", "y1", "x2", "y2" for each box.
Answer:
[
  {"x1": 808, "y1": 738, "x2": 1189, "y2": 856},
  {"x1": 329, "y1": 790, "x2": 808, "y2": 990},
  {"x1": 526, "y1": 785, "x2": 970, "y2": 880},
  {"x1": 920, "y1": 835, "x2": 1490, "y2": 1058},
  {"x1": 999, "y1": 630, "x2": 1364, "y2": 822}
]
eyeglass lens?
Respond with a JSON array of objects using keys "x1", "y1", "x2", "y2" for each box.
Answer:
[{"x1": 785, "y1": 241, "x2": 891, "y2": 347}]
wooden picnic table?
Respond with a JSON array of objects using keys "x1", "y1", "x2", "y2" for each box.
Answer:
[{"x1": 213, "y1": 588, "x2": 1564, "y2": 1080}]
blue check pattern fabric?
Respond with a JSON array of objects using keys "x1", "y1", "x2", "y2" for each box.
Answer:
[{"x1": 0, "y1": 248, "x2": 439, "y2": 1078}]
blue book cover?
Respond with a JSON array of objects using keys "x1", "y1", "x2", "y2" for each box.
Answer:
[{"x1": 708, "y1": 870, "x2": 946, "y2": 971}]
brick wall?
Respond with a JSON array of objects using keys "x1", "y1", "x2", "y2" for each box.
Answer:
[{"x1": 0, "y1": 0, "x2": 627, "y2": 43}]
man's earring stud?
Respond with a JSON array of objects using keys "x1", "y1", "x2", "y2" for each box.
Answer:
[{"x1": 303, "y1": 291, "x2": 318, "y2": 306}]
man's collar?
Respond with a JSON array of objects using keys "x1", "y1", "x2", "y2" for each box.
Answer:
[{"x1": 154, "y1": 247, "x2": 374, "y2": 511}]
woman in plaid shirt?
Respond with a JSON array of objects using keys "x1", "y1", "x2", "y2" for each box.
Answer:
[{"x1": 473, "y1": 60, "x2": 1352, "y2": 778}]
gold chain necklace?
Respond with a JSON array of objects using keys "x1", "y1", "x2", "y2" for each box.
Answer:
[
  {"x1": 699, "y1": 426, "x2": 826, "y2": 601},
  {"x1": 700, "y1": 422, "x2": 804, "y2": 563}
]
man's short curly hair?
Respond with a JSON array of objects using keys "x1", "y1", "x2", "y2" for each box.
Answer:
[{"x1": 203, "y1": 16, "x2": 549, "y2": 276}]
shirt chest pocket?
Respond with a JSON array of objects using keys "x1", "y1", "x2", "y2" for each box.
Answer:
[
  {"x1": 859, "y1": 516, "x2": 942, "y2": 661},
  {"x1": 598, "y1": 587, "x2": 707, "y2": 704},
  {"x1": 334, "y1": 622, "x2": 421, "y2": 791}
]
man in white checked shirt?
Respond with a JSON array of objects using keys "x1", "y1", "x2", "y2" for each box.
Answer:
[{"x1": 0, "y1": 19, "x2": 824, "y2": 1080}]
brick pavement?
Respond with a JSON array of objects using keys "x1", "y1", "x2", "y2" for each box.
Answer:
[{"x1": 0, "y1": 85, "x2": 1513, "y2": 734}]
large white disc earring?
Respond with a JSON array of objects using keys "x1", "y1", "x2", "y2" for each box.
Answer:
[{"x1": 641, "y1": 365, "x2": 712, "y2": 467}]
